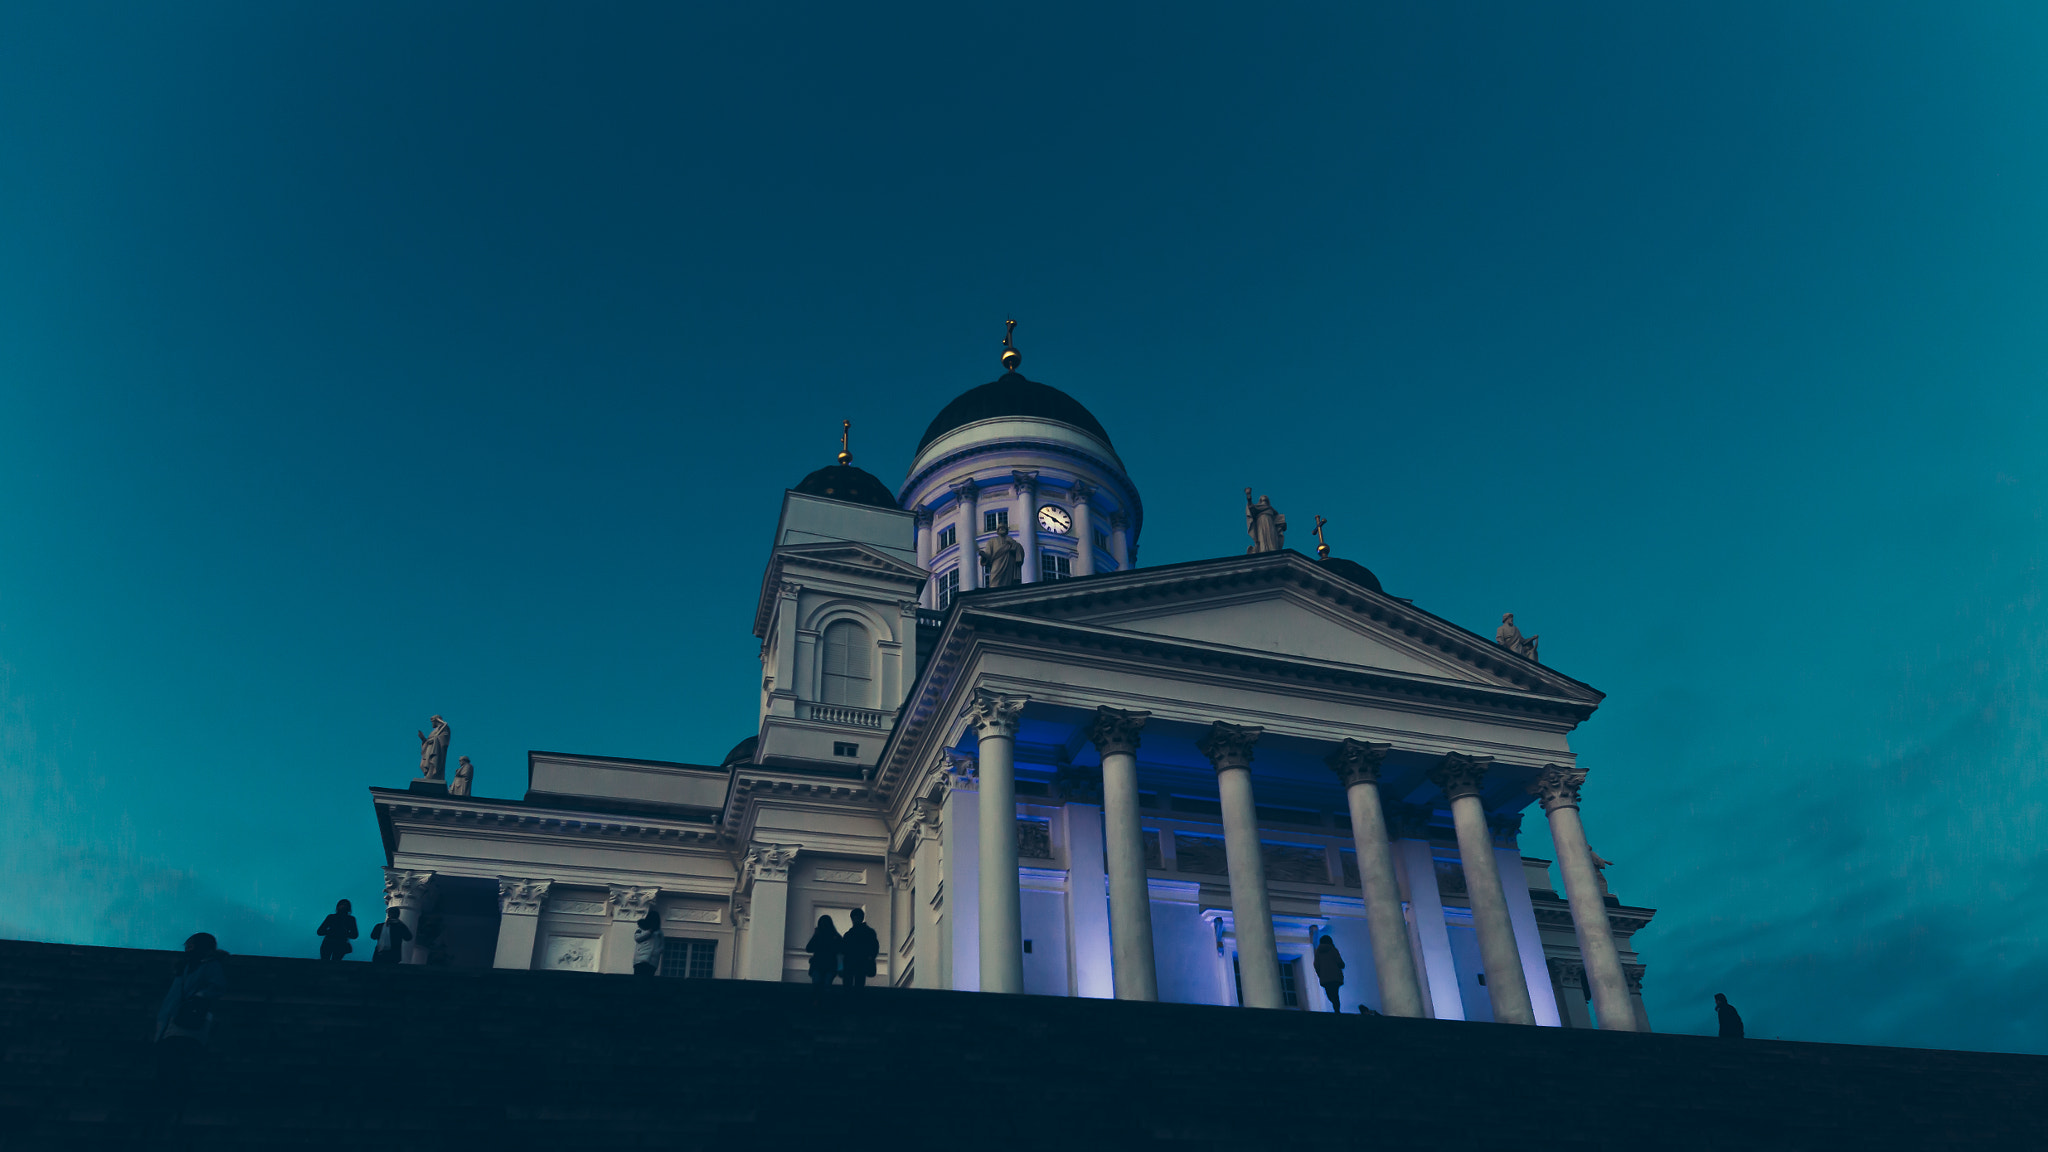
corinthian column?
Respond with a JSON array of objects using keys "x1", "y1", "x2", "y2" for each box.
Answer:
[
  {"x1": 1326, "y1": 740, "x2": 1427, "y2": 1018},
  {"x1": 952, "y1": 480, "x2": 981, "y2": 591},
  {"x1": 1086, "y1": 705, "x2": 1156, "y2": 1000},
  {"x1": 602, "y1": 885, "x2": 660, "y2": 975},
  {"x1": 1198, "y1": 722, "x2": 1283, "y2": 1008},
  {"x1": 1427, "y1": 754, "x2": 1535, "y2": 1024},
  {"x1": 492, "y1": 877, "x2": 552, "y2": 969},
  {"x1": 914, "y1": 507, "x2": 935, "y2": 608},
  {"x1": 1012, "y1": 471, "x2": 1040, "y2": 583},
  {"x1": 1530, "y1": 765, "x2": 1638, "y2": 1030},
  {"x1": 972, "y1": 689, "x2": 1029, "y2": 993},
  {"x1": 381, "y1": 868, "x2": 433, "y2": 964},
  {"x1": 1070, "y1": 484, "x2": 1097, "y2": 576}
]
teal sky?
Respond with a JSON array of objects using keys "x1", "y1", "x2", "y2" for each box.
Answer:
[{"x1": 3, "y1": 4, "x2": 2044, "y2": 1051}]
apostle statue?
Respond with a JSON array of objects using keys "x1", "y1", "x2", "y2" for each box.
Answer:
[
  {"x1": 1244, "y1": 490, "x2": 1286, "y2": 554},
  {"x1": 1588, "y1": 847, "x2": 1612, "y2": 897},
  {"x1": 417, "y1": 715, "x2": 451, "y2": 781},
  {"x1": 1495, "y1": 613, "x2": 1540, "y2": 662},
  {"x1": 980, "y1": 521, "x2": 1025, "y2": 587},
  {"x1": 449, "y1": 756, "x2": 474, "y2": 796}
]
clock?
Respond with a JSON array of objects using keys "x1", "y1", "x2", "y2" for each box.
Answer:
[{"x1": 1037, "y1": 505, "x2": 1072, "y2": 534}]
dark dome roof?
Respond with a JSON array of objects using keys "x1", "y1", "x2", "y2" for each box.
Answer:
[
  {"x1": 721, "y1": 736, "x2": 757, "y2": 769},
  {"x1": 794, "y1": 463, "x2": 900, "y2": 510},
  {"x1": 917, "y1": 371, "x2": 1114, "y2": 454},
  {"x1": 1317, "y1": 555, "x2": 1384, "y2": 595}
]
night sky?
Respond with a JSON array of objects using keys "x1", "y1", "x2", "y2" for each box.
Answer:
[{"x1": 3, "y1": 4, "x2": 2044, "y2": 1052}]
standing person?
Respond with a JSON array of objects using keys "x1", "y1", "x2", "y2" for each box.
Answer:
[
  {"x1": 839, "y1": 908, "x2": 880, "y2": 989},
  {"x1": 804, "y1": 915, "x2": 842, "y2": 986},
  {"x1": 633, "y1": 909, "x2": 662, "y2": 976},
  {"x1": 1714, "y1": 993, "x2": 1744, "y2": 1038},
  {"x1": 1313, "y1": 935, "x2": 1346, "y2": 1013},
  {"x1": 153, "y1": 932, "x2": 228, "y2": 1124},
  {"x1": 370, "y1": 907, "x2": 412, "y2": 964},
  {"x1": 316, "y1": 900, "x2": 358, "y2": 961}
]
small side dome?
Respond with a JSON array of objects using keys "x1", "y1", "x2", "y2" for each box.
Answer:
[
  {"x1": 917, "y1": 371, "x2": 1114, "y2": 454},
  {"x1": 794, "y1": 463, "x2": 901, "y2": 510},
  {"x1": 721, "y1": 736, "x2": 758, "y2": 769},
  {"x1": 1317, "y1": 555, "x2": 1384, "y2": 595}
]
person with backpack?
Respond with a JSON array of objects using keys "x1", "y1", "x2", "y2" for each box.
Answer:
[
  {"x1": 316, "y1": 899, "x2": 358, "y2": 961},
  {"x1": 839, "y1": 908, "x2": 880, "y2": 989}
]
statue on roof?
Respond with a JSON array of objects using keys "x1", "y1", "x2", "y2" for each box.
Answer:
[
  {"x1": 1245, "y1": 489, "x2": 1286, "y2": 553},
  {"x1": 449, "y1": 756, "x2": 474, "y2": 797},
  {"x1": 1589, "y1": 846, "x2": 1612, "y2": 897},
  {"x1": 981, "y1": 521, "x2": 1024, "y2": 587},
  {"x1": 417, "y1": 715, "x2": 451, "y2": 781},
  {"x1": 1495, "y1": 613, "x2": 1539, "y2": 662}
]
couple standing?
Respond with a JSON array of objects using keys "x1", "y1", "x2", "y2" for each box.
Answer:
[{"x1": 805, "y1": 908, "x2": 880, "y2": 987}]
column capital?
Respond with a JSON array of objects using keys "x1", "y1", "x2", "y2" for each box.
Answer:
[
  {"x1": 1110, "y1": 511, "x2": 1129, "y2": 529},
  {"x1": 914, "y1": 506, "x2": 934, "y2": 528},
  {"x1": 968, "y1": 689, "x2": 1029, "y2": 740},
  {"x1": 496, "y1": 877, "x2": 552, "y2": 916},
  {"x1": 1548, "y1": 957, "x2": 1587, "y2": 990},
  {"x1": 743, "y1": 844, "x2": 800, "y2": 884},
  {"x1": 1489, "y1": 811, "x2": 1524, "y2": 848},
  {"x1": 1623, "y1": 963, "x2": 1646, "y2": 995},
  {"x1": 1011, "y1": 469, "x2": 1039, "y2": 493},
  {"x1": 908, "y1": 797, "x2": 945, "y2": 844},
  {"x1": 949, "y1": 478, "x2": 980, "y2": 499},
  {"x1": 942, "y1": 752, "x2": 980, "y2": 792},
  {"x1": 1196, "y1": 721, "x2": 1263, "y2": 772},
  {"x1": 1428, "y1": 751, "x2": 1493, "y2": 801},
  {"x1": 885, "y1": 862, "x2": 913, "y2": 891},
  {"x1": 778, "y1": 579, "x2": 802, "y2": 600},
  {"x1": 1071, "y1": 481, "x2": 1096, "y2": 507},
  {"x1": 608, "y1": 885, "x2": 660, "y2": 922},
  {"x1": 1385, "y1": 802, "x2": 1435, "y2": 840},
  {"x1": 1085, "y1": 705, "x2": 1150, "y2": 757},
  {"x1": 1528, "y1": 764, "x2": 1588, "y2": 812},
  {"x1": 381, "y1": 868, "x2": 434, "y2": 911},
  {"x1": 1325, "y1": 739, "x2": 1392, "y2": 788}
]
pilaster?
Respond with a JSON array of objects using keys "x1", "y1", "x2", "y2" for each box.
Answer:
[
  {"x1": 492, "y1": 877, "x2": 551, "y2": 970},
  {"x1": 602, "y1": 885, "x2": 660, "y2": 975},
  {"x1": 381, "y1": 868, "x2": 434, "y2": 964}
]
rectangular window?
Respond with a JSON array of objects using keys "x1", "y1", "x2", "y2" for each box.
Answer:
[
  {"x1": 983, "y1": 509, "x2": 1009, "y2": 532},
  {"x1": 820, "y1": 621, "x2": 872, "y2": 706},
  {"x1": 1094, "y1": 530, "x2": 1108, "y2": 553},
  {"x1": 1281, "y1": 957, "x2": 1301, "y2": 1008},
  {"x1": 937, "y1": 568, "x2": 960, "y2": 609},
  {"x1": 833, "y1": 741, "x2": 859, "y2": 757},
  {"x1": 937, "y1": 525, "x2": 957, "y2": 551},
  {"x1": 1042, "y1": 553, "x2": 1072, "y2": 581},
  {"x1": 659, "y1": 937, "x2": 717, "y2": 979}
]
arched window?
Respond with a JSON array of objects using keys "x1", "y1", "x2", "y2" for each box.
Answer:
[{"x1": 820, "y1": 620, "x2": 872, "y2": 706}]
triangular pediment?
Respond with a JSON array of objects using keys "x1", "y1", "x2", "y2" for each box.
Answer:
[
  {"x1": 954, "y1": 551, "x2": 1599, "y2": 702},
  {"x1": 772, "y1": 540, "x2": 929, "y2": 582},
  {"x1": 1065, "y1": 587, "x2": 1522, "y2": 687}
]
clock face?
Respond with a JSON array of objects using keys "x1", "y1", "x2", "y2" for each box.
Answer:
[{"x1": 1037, "y1": 505, "x2": 1072, "y2": 534}]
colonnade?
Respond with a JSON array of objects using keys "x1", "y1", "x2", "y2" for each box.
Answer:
[{"x1": 960, "y1": 690, "x2": 1638, "y2": 1028}]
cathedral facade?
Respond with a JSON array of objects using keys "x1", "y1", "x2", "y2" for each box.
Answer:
[{"x1": 370, "y1": 341, "x2": 1656, "y2": 1030}]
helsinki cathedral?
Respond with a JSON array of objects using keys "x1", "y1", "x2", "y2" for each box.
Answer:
[{"x1": 370, "y1": 329, "x2": 1657, "y2": 1031}]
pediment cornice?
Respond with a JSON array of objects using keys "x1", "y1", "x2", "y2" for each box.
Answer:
[{"x1": 753, "y1": 542, "x2": 930, "y2": 637}]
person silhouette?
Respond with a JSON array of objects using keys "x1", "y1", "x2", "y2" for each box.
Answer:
[
  {"x1": 153, "y1": 933, "x2": 228, "y2": 1125},
  {"x1": 839, "y1": 908, "x2": 880, "y2": 989},
  {"x1": 1312, "y1": 935, "x2": 1346, "y2": 1013},
  {"x1": 370, "y1": 907, "x2": 412, "y2": 965},
  {"x1": 804, "y1": 915, "x2": 842, "y2": 986},
  {"x1": 316, "y1": 899, "x2": 358, "y2": 961},
  {"x1": 632, "y1": 909, "x2": 662, "y2": 976},
  {"x1": 1714, "y1": 993, "x2": 1744, "y2": 1038}
]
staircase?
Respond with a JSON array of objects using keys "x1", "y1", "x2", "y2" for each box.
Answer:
[{"x1": 3, "y1": 938, "x2": 2043, "y2": 1150}]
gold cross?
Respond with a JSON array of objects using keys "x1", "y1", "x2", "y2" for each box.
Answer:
[
  {"x1": 838, "y1": 419, "x2": 852, "y2": 465},
  {"x1": 1312, "y1": 515, "x2": 1329, "y2": 559},
  {"x1": 1003, "y1": 317, "x2": 1017, "y2": 350}
]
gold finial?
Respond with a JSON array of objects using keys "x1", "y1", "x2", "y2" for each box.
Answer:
[
  {"x1": 1001, "y1": 317, "x2": 1021, "y2": 372},
  {"x1": 1312, "y1": 515, "x2": 1330, "y2": 559},
  {"x1": 837, "y1": 419, "x2": 852, "y2": 465}
]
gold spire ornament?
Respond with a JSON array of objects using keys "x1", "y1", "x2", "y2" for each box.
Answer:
[
  {"x1": 1001, "y1": 317, "x2": 1021, "y2": 372},
  {"x1": 1312, "y1": 515, "x2": 1330, "y2": 559},
  {"x1": 838, "y1": 419, "x2": 852, "y2": 465}
]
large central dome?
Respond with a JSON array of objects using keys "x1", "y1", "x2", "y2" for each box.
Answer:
[{"x1": 915, "y1": 371, "x2": 1114, "y2": 454}]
